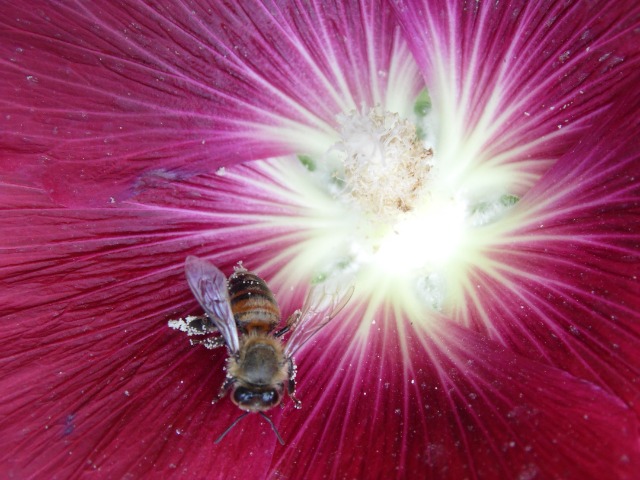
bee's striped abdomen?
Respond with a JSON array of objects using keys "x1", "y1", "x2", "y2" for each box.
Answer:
[{"x1": 228, "y1": 269, "x2": 280, "y2": 334}]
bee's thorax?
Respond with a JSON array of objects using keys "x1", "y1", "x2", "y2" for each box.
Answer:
[{"x1": 228, "y1": 335, "x2": 288, "y2": 387}]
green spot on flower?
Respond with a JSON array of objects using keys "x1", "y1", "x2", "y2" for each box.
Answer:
[
  {"x1": 329, "y1": 169, "x2": 346, "y2": 190},
  {"x1": 311, "y1": 273, "x2": 327, "y2": 284},
  {"x1": 413, "y1": 89, "x2": 432, "y2": 118},
  {"x1": 500, "y1": 194, "x2": 520, "y2": 207},
  {"x1": 472, "y1": 194, "x2": 520, "y2": 214},
  {"x1": 298, "y1": 154, "x2": 316, "y2": 172},
  {"x1": 413, "y1": 90, "x2": 432, "y2": 141},
  {"x1": 469, "y1": 194, "x2": 520, "y2": 226},
  {"x1": 310, "y1": 258, "x2": 353, "y2": 285}
]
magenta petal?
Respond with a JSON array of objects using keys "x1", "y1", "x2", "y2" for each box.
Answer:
[
  {"x1": 0, "y1": 324, "x2": 276, "y2": 477},
  {"x1": 392, "y1": 0, "x2": 640, "y2": 187},
  {"x1": 0, "y1": 161, "x2": 333, "y2": 476},
  {"x1": 457, "y1": 90, "x2": 640, "y2": 416},
  {"x1": 263, "y1": 319, "x2": 639, "y2": 479},
  {"x1": 0, "y1": 0, "x2": 421, "y2": 205},
  {"x1": 0, "y1": 182, "x2": 291, "y2": 477},
  {"x1": 2, "y1": 150, "x2": 638, "y2": 477},
  {"x1": 3, "y1": 1, "x2": 639, "y2": 476}
]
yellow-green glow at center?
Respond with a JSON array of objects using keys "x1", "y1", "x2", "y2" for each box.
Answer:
[{"x1": 261, "y1": 103, "x2": 521, "y2": 318}]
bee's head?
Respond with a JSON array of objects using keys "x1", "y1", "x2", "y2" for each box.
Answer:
[{"x1": 232, "y1": 384, "x2": 283, "y2": 411}]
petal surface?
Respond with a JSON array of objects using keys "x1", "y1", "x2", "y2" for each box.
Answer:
[
  {"x1": 0, "y1": 0, "x2": 422, "y2": 205},
  {"x1": 4, "y1": 130, "x2": 640, "y2": 477},
  {"x1": 0, "y1": 179, "x2": 293, "y2": 477},
  {"x1": 263, "y1": 310, "x2": 639, "y2": 479},
  {"x1": 0, "y1": 155, "x2": 356, "y2": 477},
  {"x1": 3, "y1": 2, "x2": 639, "y2": 477},
  {"x1": 393, "y1": 0, "x2": 640, "y2": 195},
  {"x1": 450, "y1": 84, "x2": 640, "y2": 415}
]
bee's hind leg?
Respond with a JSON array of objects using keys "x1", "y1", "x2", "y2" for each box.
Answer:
[
  {"x1": 286, "y1": 358, "x2": 302, "y2": 409},
  {"x1": 190, "y1": 336, "x2": 226, "y2": 350},
  {"x1": 275, "y1": 309, "x2": 301, "y2": 338}
]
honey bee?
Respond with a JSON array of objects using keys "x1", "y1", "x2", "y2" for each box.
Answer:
[{"x1": 168, "y1": 255, "x2": 354, "y2": 444}]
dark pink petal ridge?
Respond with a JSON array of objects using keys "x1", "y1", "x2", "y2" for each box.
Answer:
[
  {"x1": 0, "y1": 167, "x2": 307, "y2": 478},
  {"x1": 456, "y1": 85, "x2": 640, "y2": 422},
  {"x1": 0, "y1": 0, "x2": 422, "y2": 206},
  {"x1": 267, "y1": 312, "x2": 640, "y2": 479},
  {"x1": 393, "y1": 0, "x2": 640, "y2": 192}
]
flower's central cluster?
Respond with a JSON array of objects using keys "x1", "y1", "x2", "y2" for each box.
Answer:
[
  {"x1": 304, "y1": 106, "x2": 466, "y2": 309},
  {"x1": 295, "y1": 104, "x2": 518, "y2": 311},
  {"x1": 333, "y1": 106, "x2": 433, "y2": 222}
]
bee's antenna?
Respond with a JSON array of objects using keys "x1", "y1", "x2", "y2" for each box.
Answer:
[
  {"x1": 258, "y1": 412, "x2": 285, "y2": 445},
  {"x1": 214, "y1": 412, "x2": 285, "y2": 445},
  {"x1": 214, "y1": 412, "x2": 249, "y2": 444}
]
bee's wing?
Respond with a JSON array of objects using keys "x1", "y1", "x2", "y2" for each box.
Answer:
[
  {"x1": 284, "y1": 282, "x2": 354, "y2": 358},
  {"x1": 184, "y1": 255, "x2": 240, "y2": 354}
]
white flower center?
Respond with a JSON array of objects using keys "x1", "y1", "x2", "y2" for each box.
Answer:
[
  {"x1": 334, "y1": 106, "x2": 433, "y2": 220},
  {"x1": 289, "y1": 102, "x2": 518, "y2": 312},
  {"x1": 304, "y1": 107, "x2": 465, "y2": 306}
]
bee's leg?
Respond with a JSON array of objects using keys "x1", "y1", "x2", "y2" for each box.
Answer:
[
  {"x1": 185, "y1": 315, "x2": 220, "y2": 334},
  {"x1": 275, "y1": 309, "x2": 301, "y2": 338},
  {"x1": 287, "y1": 358, "x2": 302, "y2": 409},
  {"x1": 190, "y1": 315, "x2": 219, "y2": 332},
  {"x1": 213, "y1": 375, "x2": 234, "y2": 404},
  {"x1": 169, "y1": 315, "x2": 220, "y2": 345},
  {"x1": 274, "y1": 325, "x2": 290, "y2": 338},
  {"x1": 189, "y1": 336, "x2": 225, "y2": 350}
]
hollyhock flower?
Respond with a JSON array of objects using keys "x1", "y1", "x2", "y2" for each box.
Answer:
[{"x1": 1, "y1": 0, "x2": 639, "y2": 478}]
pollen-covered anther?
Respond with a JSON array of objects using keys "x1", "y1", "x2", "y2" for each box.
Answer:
[{"x1": 334, "y1": 106, "x2": 433, "y2": 220}]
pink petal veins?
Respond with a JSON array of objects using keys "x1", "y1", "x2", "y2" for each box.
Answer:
[
  {"x1": 0, "y1": 181, "x2": 298, "y2": 477},
  {"x1": 265, "y1": 311, "x2": 640, "y2": 479},
  {"x1": 453, "y1": 89, "x2": 640, "y2": 416},
  {"x1": 1, "y1": 1, "x2": 639, "y2": 478},
  {"x1": 0, "y1": 0, "x2": 422, "y2": 206},
  {"x1": 392, "y1": 0, "x2": 640, "y2": 194}
]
